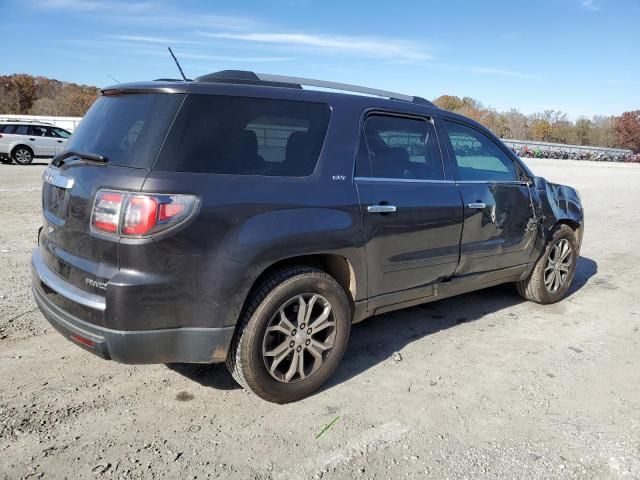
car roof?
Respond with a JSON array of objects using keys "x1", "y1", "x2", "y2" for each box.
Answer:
[
  {"x1": 100, "y1": 70, "x2": 491, "y2": 134},
  {"x1": 0, "y1": 121, "x2": 58, "y2": 127}
]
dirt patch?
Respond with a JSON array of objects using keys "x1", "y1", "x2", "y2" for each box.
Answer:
[{"x1": 1, "y1": 159, "x2": 639, "y2": 479}]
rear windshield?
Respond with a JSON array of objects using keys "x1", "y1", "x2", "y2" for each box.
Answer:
[
  {"x1": 65, "y1": 94, "x2": 184, "y2": 168},
  {"x1": 154, "y1": 94, "x2": 331, "y2": 176}
]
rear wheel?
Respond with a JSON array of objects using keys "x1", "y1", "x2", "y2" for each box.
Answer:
[
  {"x1": 517, "y1": 224, "x2": 579, "y2": 304},
  {"x1": 226, "y1": 267, "x2": 351, "y2": 403},
  {"x1": 12, "y1": 146, "x2": 33, "y2": 165}
]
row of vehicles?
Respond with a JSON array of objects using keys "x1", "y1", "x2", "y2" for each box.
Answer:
[{"x1": 0, "y1": 121, "x2": 71, "y2": 164}]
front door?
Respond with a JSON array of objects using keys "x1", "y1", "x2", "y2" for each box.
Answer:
[
  {"x1": 47, "y1": 127, "x2": 70, "y2": 155},
  {"x1": 356, "y1": 113, "x2": 464, "y2": 306},
  {"x1": 440, "y1": 119, "x2": 537, "y2": 275},
  {"x1": 28, "y1": 125, "x2": 57, "y2": 157}
]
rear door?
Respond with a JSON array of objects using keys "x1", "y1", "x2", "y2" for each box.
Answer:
[
  {"x1": 439, "y1": 119, "x2": 537, "y2": 275},
  {"x1": 355, "y1": 112, "x2": 464, "y2": 307},
  {"x1": 38, "y1": 93, "x2": 184, "y2": 297}
]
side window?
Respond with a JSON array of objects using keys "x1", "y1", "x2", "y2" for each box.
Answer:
[
  {"x1": 52, "y1": 128, "x2": 71, "y2": 138},
  {"x1": 358, "y1": 114, "x2": 443, "y2": 180},
  {"x1": 155, "y1": 95, "x2": 331, "y2": 176},
  {"x1": 444, "y1": 121, "x2": 516, "y2": 181},
  {"x1": 3, "y1": 125, "x2": 17, "y2": 134},
  {"x1": 30, "y1": 126, "x2": 48, "y2": 137},
  {"x1": 15, "y1": 125, "x2": 29, "y2": 135}
]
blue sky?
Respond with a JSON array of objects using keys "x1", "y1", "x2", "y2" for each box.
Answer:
[{"x1": 2, "y1": 0, "x2": 638, "y2": 118}]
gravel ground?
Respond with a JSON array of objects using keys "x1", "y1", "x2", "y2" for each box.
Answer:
[{"x1": 1, "y1": 158, "x2": 639, "y2": 480}]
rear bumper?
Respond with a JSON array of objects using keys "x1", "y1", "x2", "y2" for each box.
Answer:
[{"x1": 31, "y1": 249, "x2": 235, "y2": 364}]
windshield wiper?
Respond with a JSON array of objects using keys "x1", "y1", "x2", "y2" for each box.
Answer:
[{"x1": 52, "y1": 150, "x2": 109, "y2": 167}]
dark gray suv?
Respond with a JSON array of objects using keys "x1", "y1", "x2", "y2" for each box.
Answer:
[{"x1": 31, "y1": 71, "x2": 584, "y2": 403}]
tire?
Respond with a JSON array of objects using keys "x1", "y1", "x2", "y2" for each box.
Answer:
[
  {"x1": 12, "y1": 146, "x2": 33, "y2": 165},
  {"x1": 226, "y1": 267, "x2": 351, "y2": 403},
  {"x1": 517, "y1": 224, "x2": 579, "y2": 304}
]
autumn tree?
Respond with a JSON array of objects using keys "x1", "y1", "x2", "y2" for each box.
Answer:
[
  {"x1": 4, "y1": 74, "x2": 37, "y2": 113},
  {"x1": 575, "y1": 118, "x2": 593, "y2": 145},
  {"x1": 433, "y1": 95, "x2": 466, "y2": 111},
  {"x1": 614, "y1": 111, "x2": 640, "y2": 153},
  {"x1": 502, "y1": 109, "x2": 528, "y2": 139},
  {"x1": 531, "y1": 120, "x2": 552, "y2": 141},
  {"x1": 590, "y1": 116, "x2": 617, "y2": 148}
]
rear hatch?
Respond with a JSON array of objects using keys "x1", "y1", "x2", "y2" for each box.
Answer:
[{"x1": 38, "y1": 92, "x2": 184, "y2": 302}]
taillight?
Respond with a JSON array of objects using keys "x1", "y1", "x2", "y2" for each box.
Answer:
[
  {"x1": 91, "y1": 190, "x2": 198, "y2": 237},
  {"x1": 92, "y1": 191, "x2": 124, "y2": 233},
  {"x1": 123, "y1": 195, "x2": 158, "y2": 235}
]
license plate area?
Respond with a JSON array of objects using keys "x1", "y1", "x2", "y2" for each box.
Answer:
[{"x1": 43, "y1": 183, "x2": 69, "y2": 225}]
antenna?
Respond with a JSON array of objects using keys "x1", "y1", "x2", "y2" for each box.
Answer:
[
  {"x1": 167, "y1": 47, "x2": 188, "y2": 81},
  {"x1": 107, "y1": 74, "x2": 120, "y2": 84}
]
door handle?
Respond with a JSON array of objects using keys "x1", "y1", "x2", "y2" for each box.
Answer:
[
  {"x1": 468, "y1": 202, "x2": 487, "y2": 209},
  {"x1": 57, "y1": 140, "x2": 63, "y2": 143},
  {"x1": 367, "y1": 204, "x2": 397, "y2": 214},
  {"x1": 29, "y1": 138, "x2": 35, "y2": 141}
]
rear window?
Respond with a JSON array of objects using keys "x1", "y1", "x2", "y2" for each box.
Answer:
[
  {"x1": 154, "y1": 94, "x2": 331, "y2": 176},
  {"x1": 64, "y1": 94, "x2": 184, "y2": 168}
]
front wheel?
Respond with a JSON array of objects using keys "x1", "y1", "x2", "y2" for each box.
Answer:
[
  {"x1": 226, "y1": 267, "x2": 351, "y2": 403},
  {"x1": 517, "y1": 224, "x2": 579, "y2": 304}
]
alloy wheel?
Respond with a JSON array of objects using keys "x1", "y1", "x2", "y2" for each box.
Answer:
[
  {"x1": 15, "y1": 148, "x2": 32, "y2": 164},
  {"x1": 262, "y1": 293, "x2": 336, "y2": 383},
  {"x1": 544, "y1": 239, "x2": 573, "y2": 293}
]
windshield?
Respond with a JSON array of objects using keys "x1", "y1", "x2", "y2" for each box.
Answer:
[{"x1": 64, "y1": 93, "x2": 184, "y2": 168}]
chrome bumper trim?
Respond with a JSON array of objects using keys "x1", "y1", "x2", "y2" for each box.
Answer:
[{"x1": 31, "y1": 248, "x2": 106, "y2": 311}]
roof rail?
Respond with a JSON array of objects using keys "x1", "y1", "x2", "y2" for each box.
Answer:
[
  {"x1": 0, "y1": 117, "x2": 54, "y2": 126},
  {"x1": 193, "y1": 70, "x2": 435, "y2": 107}
]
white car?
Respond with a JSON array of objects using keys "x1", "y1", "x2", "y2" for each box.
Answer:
[{"x1": 0, "y1": 122, "x2": 71, "y2": 165}]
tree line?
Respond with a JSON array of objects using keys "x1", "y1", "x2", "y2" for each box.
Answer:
[
  {"x1": 0, "y1": 74, "x2": 99, "y2": 118},
  {"x1": 433, "y1": 95, "x2": 640, "y2": 154},
  {"x1": 1, "y1": 74, "x2": 638, "y2": 153}
]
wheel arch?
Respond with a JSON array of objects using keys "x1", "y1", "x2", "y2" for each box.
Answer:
[
  {"x1": 11, "y1": 143, "x2": 34, "y2": 157},
  {"x1": 554, "y1": 218, "x2": 583, "y2": 251},
  {"x1": 247, "y1": 254, "x2": 358, "y2": 308}
]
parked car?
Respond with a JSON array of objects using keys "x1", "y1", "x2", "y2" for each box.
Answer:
[
  {"x1": 31, "y1": 71, "x2": 584, "y2": 403},
  {"x1": 0, "y1": 121, "x2": 71, "y2": 164}
]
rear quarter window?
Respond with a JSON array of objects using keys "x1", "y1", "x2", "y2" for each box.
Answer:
[{"x1": 154, "y1": 94, "x2": 331, "y2": 176}]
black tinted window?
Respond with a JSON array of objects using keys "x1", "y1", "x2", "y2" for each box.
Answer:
[
  {"x1": 357, "y1": 115, "x2": 443, "y2": 180},
  {"x1": 65, "y1": 94, "x2": 184, "y2": 168},
  {"x1": 2, "y1": 125, "x2": 16, "y2": 133},
  {"x1": 15, "y1": 125, "x2": 29, "y2": 135},
  {"x1": 30, "y1": 126, "x2": 48, "y2": 136},
  {"x1": 444, "y1": 121, "x2": 516, "y2": 181},
  {"x1": 155, "y1": 95, "x2": 331, "y2": 176}
]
